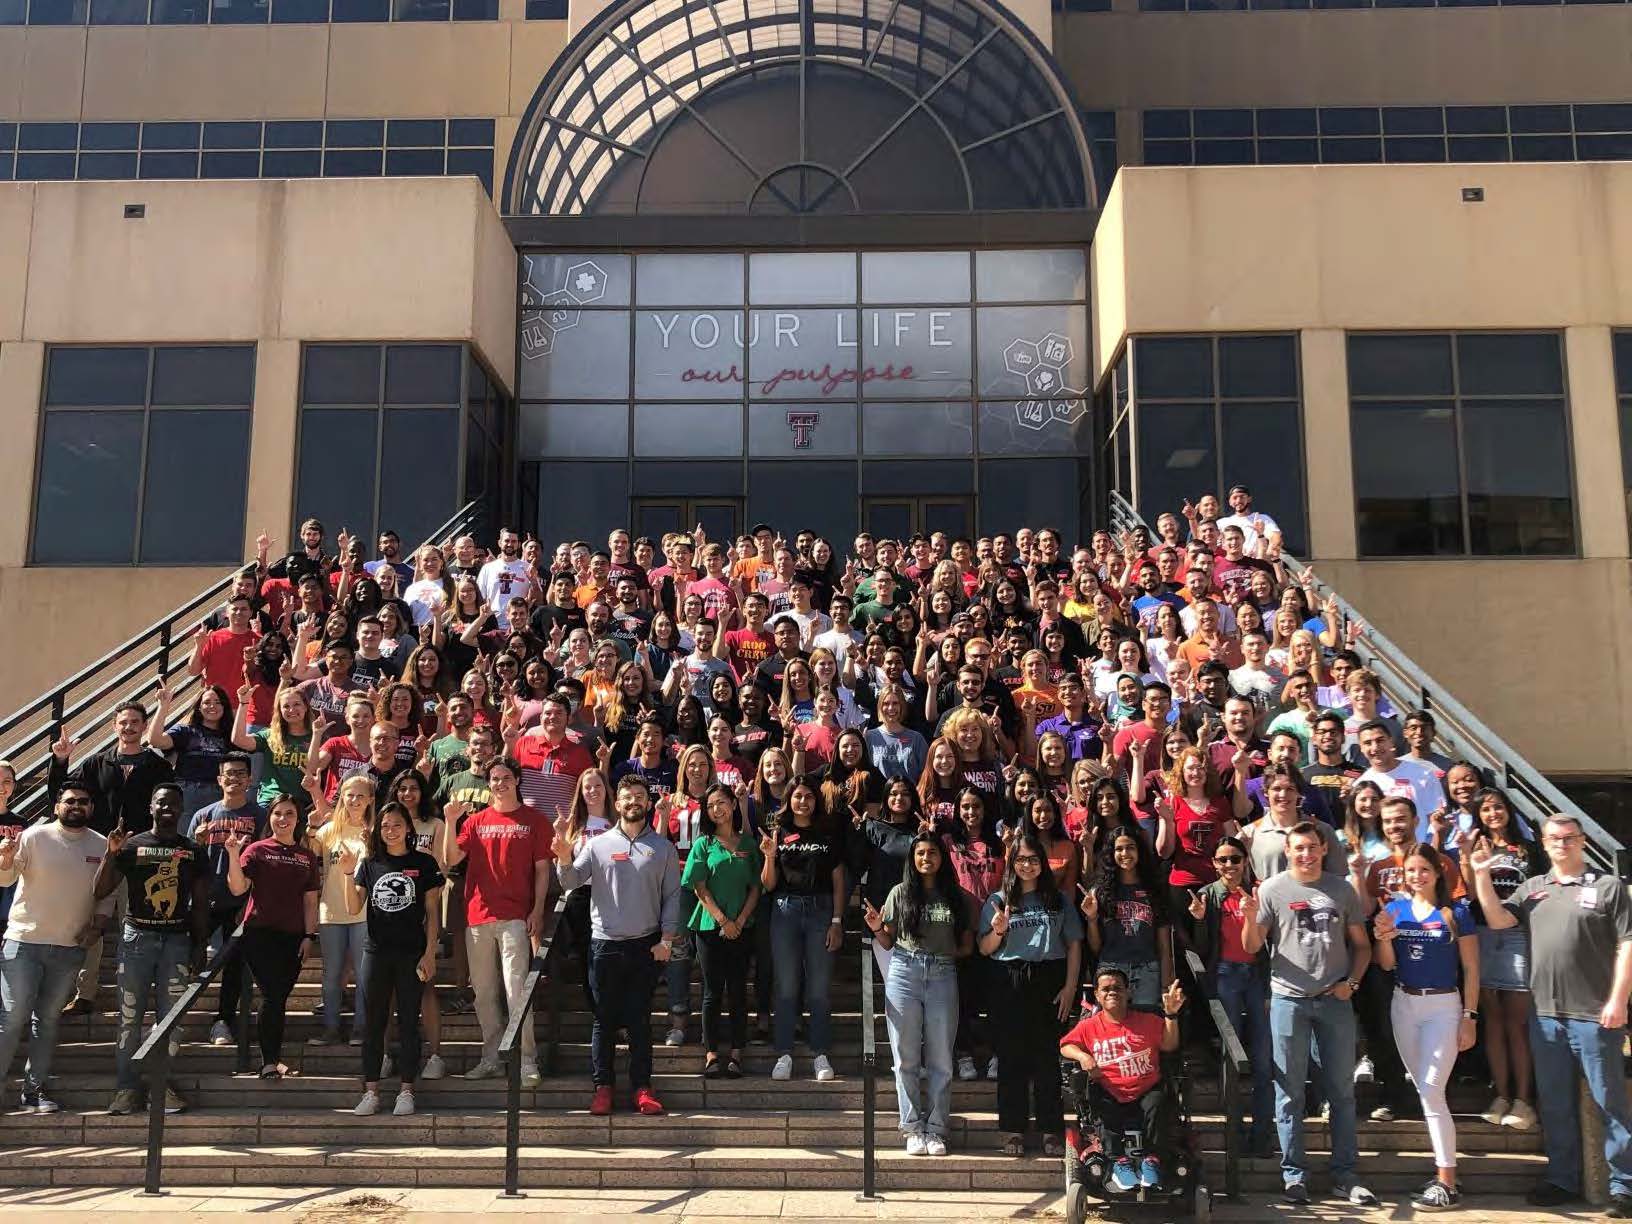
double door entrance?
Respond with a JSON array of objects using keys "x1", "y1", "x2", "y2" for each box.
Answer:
[
  {"x1": 862, "y1": 497, "x2": 972, "y2": 542},
  {"x1": 635, "y1": 496, "x2": 972, "y2": 544}
]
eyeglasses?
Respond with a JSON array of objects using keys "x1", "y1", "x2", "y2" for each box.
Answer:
[
  {"x1": 1544, "y1": 834, "x2": 1583, "y2": 846},
  {"x1": 1013, "y1": 855, "x2": 1043, "y2": 866},
  {"x1": 60, "y1": 797, "x2": 92, "y2": 805}
]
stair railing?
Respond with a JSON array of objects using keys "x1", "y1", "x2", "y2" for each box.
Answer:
[
  {"x1": 499, "y1": 894, "x2": 568, "y2": 1198},
  {"x1": 857, "y1": 935, "x2": 882, "y2": 1202}
]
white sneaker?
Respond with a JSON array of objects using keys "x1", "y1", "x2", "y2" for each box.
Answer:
[
  {"x1": 463, "y1": 1059, "x2": 503, "y2": 1080},
  {"x1": 393, "y1": 1088, "x2": 415, "y2": 1116},
  {"x1": 771, "y1": 1054, "x2": 793, "y2": 1081},
  {"x1": 208, "y1": 1020, "x2": 231, "y2": 1047},
  {"x1": 1481, "y1": 1096, "x2": 1510, "y2": 1126},
  {"x1": 665, "y1": 1027, "x2": 685, "y2": 1048},
  {"x1": 520, "y1": 1064, "x2": 542, "y2": 1088},
  {"x1": 420, "y1": 1054, "x2": 446, "y2": 1081},
  {"x1": 956, "y1": 1055, "x2": 978, "y2": 1081},
  {"x1": 905, "y1": 1133, "x2": 928, "y2": 1156},
  {"x1": 986, "y1": 1056, "x2": 999, "y2": 1080},
  {"x1": 812, "y1": 1055, "x2": 836, "y2": 1082},
  {"x1": 353, "y1": 1090, "x2": 381, "y2": 1116},
  {"x1": 1353, "y1": 1055, "x2": 1375, "y2": 1085},
  {"x1": 1502, "y1": 1099, "x2": 1537, "y2": 1131},
  {"x1": 924, "y1": 1134, "x2": 947, "y2": 1157}
]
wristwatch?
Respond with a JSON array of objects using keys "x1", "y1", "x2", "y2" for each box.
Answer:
[
  {"x1": 1463, "y1": 1009, "x2": 1479, "y2": 1020},
  {"x1": 830, "y1": 917, "x2": 843, "y2": 926},
  {"x1": 1345, "y1": 979, "x2": 1359, "y2": 992}
]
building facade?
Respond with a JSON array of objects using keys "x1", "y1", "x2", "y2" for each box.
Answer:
[{"x1": 1, "y1": 0, "x2": 1630, "y2": 807}]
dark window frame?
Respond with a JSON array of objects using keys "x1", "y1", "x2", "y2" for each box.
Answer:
[
  {"x1": 1610, "y1": 330, "x2": 1632, "y2": 545},
  {"x1": 1347, "y1": 329, "x2": 1579, "y2": 558},
  {"x1": 29, "y1": 344, "x2": 256, "y2": 567}
]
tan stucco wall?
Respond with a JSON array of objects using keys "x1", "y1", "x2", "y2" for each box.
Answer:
[
  {"x1": 1094, "y1": 162, "x2": 1632, "y2": 776},
  {"x1": 0, "y1": 176, "x2": 518, "y2": 710}
]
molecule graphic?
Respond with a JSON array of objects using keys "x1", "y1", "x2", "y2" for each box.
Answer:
[
  {"x1": 1003, "y1": 331, "x2": 1084, "y2": 430},
  {"x1": 519, "y1": 257, "x2": 608, "y2": 361}
]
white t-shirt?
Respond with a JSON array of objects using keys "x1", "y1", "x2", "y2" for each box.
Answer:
[
  {"x1": 1358, "y1": 758, "x2": 1445, "y2": 842},
  {"x1": 403, "y1": 578, "x2": 450, "y2": 627},
  {"x1": 1218, "y1": 511, "x2": 1281, "y2": 558},
  {"x1": 477, "y1": 558, "x2": 534, "y2": 611},
  {"x1": 811, "y1": 626, "x2": 864, "y2": 670}
]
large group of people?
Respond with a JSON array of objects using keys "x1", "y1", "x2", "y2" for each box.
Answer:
[{"x1": 1, "y1": 491, "x2": 1630, "y2": 1215}]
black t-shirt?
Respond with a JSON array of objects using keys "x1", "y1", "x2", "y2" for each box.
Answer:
[
  {"x1": 352, "y1": 653, "x2": 402, "y2": 689},
  {"x1": 115, "y1": 830, "x2": 205, "y2": 933},
  {"x1": 731, "y1": 719, "x2": 784, "y2": 767},
  {"x1": 531, "y1": 603, "x2": 586, "y2": 642},
  {"x1": 608, "y1": 604, "x2": 652, "y2": 651},
  {"x1": 772, "y1": 823, "x2": 841, "y2": 896},
  {"x1": 353, "y1": 850, "x2": 445, "y2": 954}
]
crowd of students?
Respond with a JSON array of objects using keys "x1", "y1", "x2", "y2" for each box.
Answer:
[{"x1": 1, "y1": 494, "x2": 1630, "y2": 1214}]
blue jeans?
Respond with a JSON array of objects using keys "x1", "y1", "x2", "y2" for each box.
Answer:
[
  {"x1": 1269, "y1": 993, "x2": 1359, "y2": 1188},
  {"x1": 319, "y1": 922, "x2": 369, "y2": 1038},
  {"x1": 116, "y1": 927, "x2": 193, "y2": 1090},
  {"x1": 771, "y1": 894, "x2": 834, "y2": 1056},
  {"x1": 1214, "y1": 959, "x2": 1274, "y2": 1146},
  {"x1": 0, "y1": 939, "x2": 82, "y2": 1095},
  {"x1": 1531, "y1": 1013, "x2": 1632, "y2": 1196},
  {"x1": 885, "y1": 949, "x2": 958, "y2": 1138}
]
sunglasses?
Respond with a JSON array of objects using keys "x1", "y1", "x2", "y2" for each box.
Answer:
[{"x1": 1214, "y1": 854, "x2": 1244, "y2": 864}]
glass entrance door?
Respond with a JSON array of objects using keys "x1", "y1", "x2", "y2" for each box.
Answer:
[
  {"x1": 634, "y1": 498, "x2": 741, "y2": 543},
  {"x1": 862, "y1": 496, "x2": 973, "y2": 540}
]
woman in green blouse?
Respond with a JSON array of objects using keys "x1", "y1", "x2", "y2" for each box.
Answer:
[{"x1": 682, "y1": 783, "x2": 763, "y2": 1078}]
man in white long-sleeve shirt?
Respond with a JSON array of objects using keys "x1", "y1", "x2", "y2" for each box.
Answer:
[{"x1": 0, "y1": 781, "x2": 115, "y2": 1112}]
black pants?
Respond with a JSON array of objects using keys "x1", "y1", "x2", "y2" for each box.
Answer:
[
  {"x1": 240, "y1": 927, "x2": 302, "y2": 1066},
  {"x1": 362, "y1": 946, "x2": 424, "y2": 1084},
  {"x1": 1090, "y1": 1080, "x2": 1173, "y2": 1164},
  {"x1": 994, "y1": 958, "x2": 1068, "y2": 1134},
  {"x1": 589, "y1": 936, "x2": 659, "y2": 1090},
  {"x1": 1356, "y1": 962, "x2": 1410, "y2": 1106},
  {"x1": 697, "y1": 928, "x2": 750, "y2": 1053},
  {"x1": 954, "y1": 956, "x2": 989, "y2": 1058},
  {"x1": 205, "y1": 901, "x2": 248, "y2": 1027},
  {"x1": 752, "y1": 916, "x2": 774, "y2": 1021}
]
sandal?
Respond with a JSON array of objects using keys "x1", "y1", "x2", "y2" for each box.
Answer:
[
  {"x1": 703, "y1": 1057, "x2": 722, "y2": 1079},
  {"x1": 724, "y1": 1055, "x2": 744, "y2": 1079},
  {"x1": 1002, "y1": 1133, "x2": 1026, "y2": 1157},
  {"x1": 258, "y1": 1064, "x2": 283, "y2": 1080},
  {"x1": 1042, "y1": 1133, "x2": 1065, "y2": 1158}
]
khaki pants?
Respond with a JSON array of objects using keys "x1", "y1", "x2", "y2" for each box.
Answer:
[
  {"x1": 466, "y1": 919, "x2": 536, "y2": 1065},
  {"x1": 76, "y1": 882, "x2": 126, "y2": 1004}
]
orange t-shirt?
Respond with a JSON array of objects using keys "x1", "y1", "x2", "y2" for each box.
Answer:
[
  {"x1": 730, "y1": 555, "x2": 775, "y2": 593},
  {"x1": 1176, "y1": 633, "x2": 1243, "y2": 674}
]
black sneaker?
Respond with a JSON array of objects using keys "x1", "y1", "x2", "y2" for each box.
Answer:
[
  {"x1": 1609, "y1": 1194, "x2": 1632, "y2": 1220},
  {"x1": 1527, "y1": 1182, "x2": 1580, "y2": 1208},
  {"x1": 1412, "y1": 1181, "x2": 1459, "y2": 1212},
  {"x1": 1283, "y1": 1182, "x2": 1310, "y2": 1205}
]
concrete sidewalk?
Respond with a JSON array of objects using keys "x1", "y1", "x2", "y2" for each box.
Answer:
[{"x1": 0, "y1": 1185, "x2": 1614, "y2": 1222}]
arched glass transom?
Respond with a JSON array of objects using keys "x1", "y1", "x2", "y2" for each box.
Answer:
[{"x1": 503, "y1": 0, "x2": 1099, "y2": 217}]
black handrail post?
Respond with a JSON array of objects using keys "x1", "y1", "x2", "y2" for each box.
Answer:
[
  {"x1": 543, "y1": 954, "x2": 563, "y2": 1076},
  {"x1": 1220, "y1": 1038, "x2": 1241, "y2": 1201},
  {"x1": 157, "y1": 622, "x2": 172, "y2": 682},
  {"x1": 503, "y1": 1034, "x2": 523, "y2": 1198},
  {"x1": 856, "y1": 937, "x2": 881, "y2": 1203},
  {"x1": 236, "y1": 964, "x2": 253, "y2": 1075},
  {"x1": 139, "y1": 1030, "x2": 172, "y2": 1196}
]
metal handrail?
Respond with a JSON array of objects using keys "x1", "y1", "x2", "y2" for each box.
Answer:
[
  {"x1": 498, "y1": 894, "x2": 568, "y2": 1199},
  {"x1": 857, "y1": 936, "x2": 881, "y2": 1203},
  {"x1": 1109, "y1": 493, "x2": 1626, "y2": 875},
  {"x1": 1182, "y1": 948, "x2": 1249, "y2": 1202},
  {"x1": 2, "y1": 499, "x2": 489, "y2": 820},
  {"x1": 133, "y1": 920, "x2": 246, "y2": 1197}
]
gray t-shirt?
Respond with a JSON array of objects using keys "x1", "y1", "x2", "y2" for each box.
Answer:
[
  {"x1": 1502, "y1": 870, "x2": 1632, "y2": 1021},
  {"x1": 881, "y1": 883, "x2": 960, "y2": 957},
  {"x1": 1248, "y1": 818, "x2": 1340, "y2": 883},
  {"x1": 980, "y1": 890, "x2": 1085, "y2": 963},
  {"x1": 1254, "y1": 871, "x2": 1366, "y2": 998}
]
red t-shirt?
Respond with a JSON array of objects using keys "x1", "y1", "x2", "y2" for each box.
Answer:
[
  {"x1": 1218, "y1": 889, "x2": 1254, "y2": 964},
  {"x1": 724, "y1": 627, "x2": 775, "y2": 682},
  {"x1": 240, "y1": 838, "x2": 321, "y2": 934},
  {"x1": 456, "y1": 804, "x2": 554, "y2": 926},
  {"x1": 512, "y1": 733, "x2": 594, "y2": 821},
  {"x1": 1061, "y1": 1008, "x2": 1166, "y2": 1103},
  {"x1": 200, "y1": 629, "x2": 259, "y2": 707},
  {"x1": 319, "y1": 734, "x2": 370, "y2": 802},
  {"x1": 1112, "y1": 722, "x2": 1163, "y2": 825},
  {"x1": 1169, "y1": 796, "x2": 1230, "y2": 887},
  {"x1": 688, "y1": 576, "x2": 738, "y2": 621}
]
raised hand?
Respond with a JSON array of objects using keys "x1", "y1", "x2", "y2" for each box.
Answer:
[
  {"x1": 1079, "y1": 888, "x2": 1099, "y2": 922},
  {"x1": 106, "y1": 819, "x2": 129, "y2": 857},
  {"x1": 1238, "y1": 888, "x2": 1261, "y2": 926},
  {"x1": 760, "y1": 828, "x2": 778, "y2": 858},
  {"x1": 238, "y1": 682, "x2": 255, "y2": 707},
  {"x1": 989, "y1": 897, "x2": 1010, "y2": 937},
  {"x1": 550, "y1": 814, "x2": 573, "y2": 862},
  {"x1": 224, "y1": 829, "x2": 250, "y2": 857},
  {"x1": 1161, "y1": 978, "x2": 1186, "y2": 1016},
  {"x1": 0, "y1": 832, "x2": 18, "y2": 866},
  {"x1": 1467, "y1": 835, "x2": 1497, "y2": 874},
  {"x1": 1187, "y1": 889, "x2": 1206, "y2": 922},
  {"x1": 1428, "y1": 806, "x2": 1452, "y2": 845},
  {"x1": 861, "y1": 898, "x2": 883, "y2": 933},
  {"x1": 51, "y1": 728, "x2": 73, "y2": 762},
  {"x1": 336, "y1": 845, "x2": 360, "y2": 877},
  {"x1": 1372, "y1": 907, "x2": 1398, "y2": 942}
]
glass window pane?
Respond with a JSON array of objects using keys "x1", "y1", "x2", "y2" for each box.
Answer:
[
  {"x1": 1136, "y1": 402, "x2": 1216, "y2": 525},
  {"x1": 152, "y1": 0, "x2": 208, "y2": 17},
  {"x1": 749, "y1": 309, "x2": 859, "y2": 400},
  {"x1": 80, "y1": 122, "x2": 140, "y2": 150},
  {"x1": 634, "y1": 403, "x2": 743, "y2": 457},
  {"x1": 1347, "y1": 334, "x2": 1454, "y2": 397},
  {"x1": 380, "y1": 406, "x2": 460, "y2": 552},
  {"x1": 330, "y1": 0, "x2": 386, "y2": 17},
  {"x1": 1221, "y1": 400, "x2": 1307, "y2": 555},
  {"x1": 296, "y1": 407, "x2": 378, "y2": 542},
  {"x1": 536, "y1": 461, "x2": 626, "y2": 546},
  {"x1": 859, "y1": 308, "x2": 970, "y2": 399},
  {"x1": 1351, "y1": 402, "x2": 1463, "y2": 555},
  {"x1": 862, "y1": 402, "x2": 972, "y2": 455},
  {"x1": 520, "y1": 308, "x2": 630, "y2": 399},
  {"x1": 304, "y1": 345, "x2": 380, "y2": 403},
  {"x1": 27, "y1": 0, "x2": 87, "y2": 23},
  {"x1": 1136, "y1": 337, "x2": 1214, "y2": 398},
  {"x1": 749, "y1": 402, "x2": 858, "y2": 456},
  {"x1": 749, "y1": 253, "x2": 856, "y2": 305},
  {"x1": 1462, "y1": 398, "x2": 1575, "y2": 555},
  {"x1": 151, "y1": 346, "x2": 255, "y2": 405},
  {"x1": 523, "y1": 253, "x2": 630, "y2": 307},
  {"x1": 518, "y1": 403, "x2": 628, "y2": 458},
  {"x1": 1456, "y1": 332, "x2": 1563, "y2": 395},
  {"x1": 633, "y1": 309, "x2": 738, "y2": 400},
  {"x1": 90, "y1": 0, "x2": 146, "y2": 22},
  {"x1": 861, "y1": 251, "x2": 970, "y2": 303},
  {"x1": 140, "y1": 409, "x2": 250, "y2": 563},
  {"x1": 33, "y1": 410, "x2": 143, "y2": 564},
  {"x1": 634, "y1": 253, "x2": 742, "y2": 307},
  {"x1": 750, "y1": 460, "x2": 855, "y2": 547},
  {"x1": 77, "y1": 152, "x2": 140, "y2": 179},
  {"x1": 974, "y1": 249, "x2": 1087, "y2": 302},
  {"x1": 976, "y1": 305, "x2": 1089, "y2": 399},
  {"x1": 1220, "y1": 335, "x2": 1298, "y2": 398},
  {"x1": 385, "y1": 344, "x2": 460, "y2": 403},
  {"x1": 46, "y1": 347, "x2": 148, "y2": 405},
  {"x1": 977, "y1": 400, "x2": 1088, "y2": 455},
  {"x1": 1616, "y1": 332, "x2": 1632, "y2": 395},
  {"x1": 979, "y1": 458, "x2": 1082, "y2": 540}
]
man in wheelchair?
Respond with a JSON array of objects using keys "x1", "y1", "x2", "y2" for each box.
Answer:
[{"x1": 1060, "y1": 968, "x2": 1187, "y2": 1193}]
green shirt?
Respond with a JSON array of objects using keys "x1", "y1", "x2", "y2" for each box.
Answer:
[
  {"x1": 435, "y1": 767, "x2": 491, "y2": 812},
  {"x1": 428, "y1": 734, "x2": 471, "y2": 788},
  {"x1": 681, "y1": 834, "x2": 764, "y2": 932},
  {"x1": 880, "y1": 882, "x2": 960, "y2": 956},
  {"x1": 251, "y1": 728, "x2": 311, "y2": 807}
]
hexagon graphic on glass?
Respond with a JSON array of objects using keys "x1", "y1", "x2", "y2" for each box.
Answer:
[
  {"x1": 1008, "y1": 330, "x2": 1081, "y2": 431},
  {"x1": 520, "y1": 256, "x2": 607, "y2": 362}
]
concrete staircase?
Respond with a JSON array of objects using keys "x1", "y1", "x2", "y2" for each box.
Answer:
[{"x1": 4, "y1": 939, "x2": 1547, "y2": 1198}]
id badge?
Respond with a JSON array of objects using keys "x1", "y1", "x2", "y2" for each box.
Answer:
[
  {"x1": 611, "y1": 851, "x2": 631, "y2": 863},
  {"x1": 1581, "y1": 888, "x2": 1598, "y2": 910}
]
